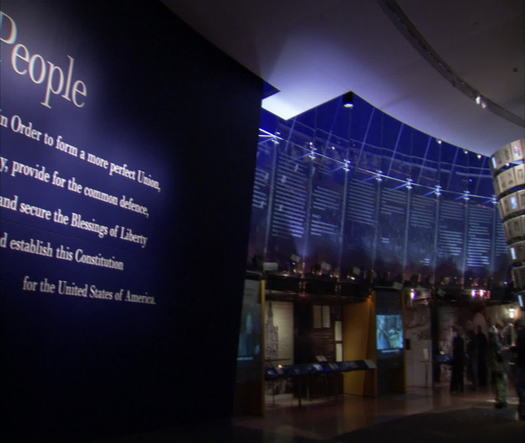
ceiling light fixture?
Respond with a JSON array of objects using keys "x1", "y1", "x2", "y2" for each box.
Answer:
[{"x1": 343, "y1": 91, "x2": 354, "y2": 109}]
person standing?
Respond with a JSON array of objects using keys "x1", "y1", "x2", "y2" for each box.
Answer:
[
  {"x1": 466, "y1": 329, "x2": 479, "y2": 390},
  {"x1": 515, "y1": 318, "x2": 525, "y2": 421},
  {"x1": 488, "y1": 324, "x2": 508, "y2": 408},
  {"x1": 450, "y1": 327, "x2": 465, "y2": 393},
  {"x1": 475, "y1": 325, "x2": 488, "y2": 387}
]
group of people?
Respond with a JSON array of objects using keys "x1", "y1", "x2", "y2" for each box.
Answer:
[
  {"x1": 450, "y1": 325, "x2": 487, "y2": 393},
  {"x1": 450, "y1": 318, "x2": 525, "y2": 421}
]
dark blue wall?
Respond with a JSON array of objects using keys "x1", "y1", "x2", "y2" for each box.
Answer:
[{"x1": 1, "y1": 0, "x2": 261, "y2": 437}]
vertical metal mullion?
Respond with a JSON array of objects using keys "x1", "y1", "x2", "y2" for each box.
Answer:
[
  {"x1": 356, "y1": 108, "x2": 376, "y2": 167},
  {"x1": 371, "y1": 178, "x2": 382, "y2": 272},
  {"x1": 462, "y1": 199, "x2": 469, "y2": 284},
  {"x1": 491, "y1": 204, "x2": 497, "y2": 275},
  {"x1": 386, "y1": 123, "x2": 405, "y2": 177},
  {"x1": 337, "y1": 147, "x2": 351, "y2": 274},
  {"x1": 402, "y1": 188, "x2": 411, "y2": 277},
  {"x1": 303, "y1": 159, "x2": 315, "y2": 268},
  {"x1": 432, "y1": 195, "x2": 440, "y2": 284},
  {"x1": 414, "y1": 136, "x2": 432, "y2": 185}
]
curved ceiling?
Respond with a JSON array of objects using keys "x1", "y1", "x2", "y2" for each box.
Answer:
[{"x1": 162, "y1": 0, "x2": 525, "y2": 156}]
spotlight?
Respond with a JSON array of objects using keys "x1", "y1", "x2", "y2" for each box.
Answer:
[
  {"x1": 307, "y1": 142, "x2": 316, "y2": 160},
  {"x1": 343, "y1": 159, "x2": 350, "y2": 172},
  {"x1": 475, "y1": 95, "x2": 487, "y2": 109},
  {"x1": 434, "y1": 185, "x2": 442, "y2": 197},
  {"x1": 477, "y1": 154, "x2": 482, "y2": 159},
  {"x1": 374, "y1": 170, "x2": 383, "y2": 182},
  {"x1": 343, "y1": 91, "x2": 354, "y2": 109},
  {"x1": 464, "y1": 150, "x2": 469, "y2": 154},
  {"x1": 405, "y1": 178, "x2": 413, "y2": 190},
  {"x1": 436, "y1": 139, "x2": 442, "y2": 145}
]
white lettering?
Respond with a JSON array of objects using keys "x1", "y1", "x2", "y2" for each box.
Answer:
[
  {"x1": 1, "y1": 10, "x2": 88, "y2": 109},
  {"x1": 0, "y1": 11, "x2": 17, "y2": 44}
]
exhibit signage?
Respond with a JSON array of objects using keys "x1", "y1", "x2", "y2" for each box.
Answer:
[
  {"x1": 1, "y1": 11, "x2": 88, "y2": 109},
  {"x1": 0, "y1": 4, "x2": 165, "y2": 307}
]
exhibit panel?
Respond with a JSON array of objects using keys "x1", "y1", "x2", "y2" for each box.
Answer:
[
  {"x1": 406, "y1": 186, "x2": 437, "y2": 280},
  {"x1": 375, "y1": 180, "x2": 409, "y2": 276},
  {"x1": 265, "y1": 140, "x2": 310, "y2": 266},
  {"x1": 343, "y1": 170, "x2": 378, "y2": 273},
  {"x1": 404, "y1": 301, "x2": 432, "y2": 387},
  {"x1": 465, "y1": 202, "x2": 493, "y2": 280},
  {"x1": 265, "y1": 301, "x2": 294, "y2": 366},
  {"x1": 375, "y1": 289, "x2": 405, "y2": 395},
  {"x1": 235, "y1": 276, "x2": 264, "y2": 416},
  {"x1": 435, "y1": 198, "x2": 467, "y2": 282},
  {"x1": 1, "y1": 0, "x2": 262, "y2": 435},
  {"x1": 251, "y1": 95, "x2": 508, "y2": 285},
  {"x1": 307, "y1": 151, "x2": 346, "y2": 271}
]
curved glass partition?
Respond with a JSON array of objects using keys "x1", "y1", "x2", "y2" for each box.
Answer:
[{"x1": 249, "y1": 93, "x2": 509, "y2": 286}]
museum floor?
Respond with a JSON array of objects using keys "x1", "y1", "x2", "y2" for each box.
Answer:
[
  {"x1": 234, "y1": 385, "x2": 524, "y2": 442},
  {"x1": 86, "y1": 384, "x2": 525, "y2": 442}
]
